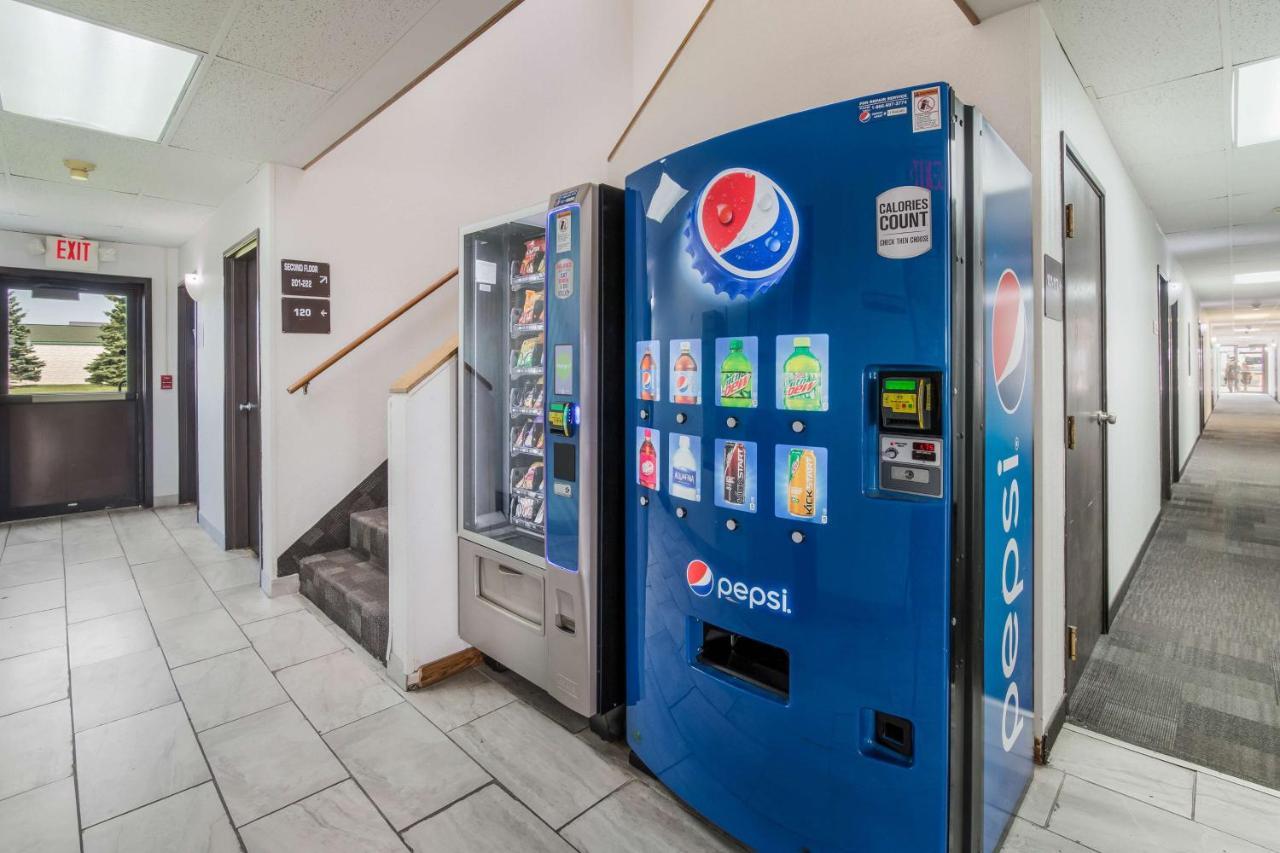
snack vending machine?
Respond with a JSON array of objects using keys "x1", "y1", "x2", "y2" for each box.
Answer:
[
  {"x1": 459, "y1": 187, "x2": 626, "y2": 731},
  {"x1": 624, "y1": 84, "x2": 1034, "y2": 851}
]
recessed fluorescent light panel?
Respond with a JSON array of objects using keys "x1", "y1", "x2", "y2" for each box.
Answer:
[
  {"x1": 1233, "y1": 270, "x2": 1280, "y2": 285},
  {"x1": 1235, "y1": 56, "x2": 1280, "y2": 148},
  {"x1": 0, "y1": 0, "x2": 198, "y2": 141}
]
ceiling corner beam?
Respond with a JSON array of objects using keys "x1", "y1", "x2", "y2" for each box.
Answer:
[
  {"x1": 303, "y1": 0, "x2": 526, "y2": 171},
  {"x1": 952, "y1": 0, "x2": 981, "y2": 26},
  {"x1": 607, "y1": 0, "x2": 716, "y2": 163}
]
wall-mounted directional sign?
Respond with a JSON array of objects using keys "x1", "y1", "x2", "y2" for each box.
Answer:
[
  {"x1": 281, "y1": 259, "x2": 331, "y2": 297},
  {"x1": 282, "y1": 296, "x2": 331, "y2": 334}
]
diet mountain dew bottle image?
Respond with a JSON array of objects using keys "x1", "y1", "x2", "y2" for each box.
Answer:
[
  {"x1": 720, "y1": 339, "x2": 753, "y2": 407},
  {"x1": 782, "y1": 336, "x2": 823, "y2": 410}
]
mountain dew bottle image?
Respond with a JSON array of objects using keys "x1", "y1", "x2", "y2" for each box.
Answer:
[
  {"x1": 719, "y1": 339, "x2": 753, "y2": 407},
  {"x1": 782, "y1": 336, "x2": 822, "y2": 410}
]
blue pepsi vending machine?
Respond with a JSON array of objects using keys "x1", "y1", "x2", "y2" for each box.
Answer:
[{"x1": 624, "y1": 84, "x2": 1034, "y2": 852}]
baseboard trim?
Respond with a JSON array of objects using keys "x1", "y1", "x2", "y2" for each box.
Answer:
[
  {"x1": 1108, "y1": 511, "x2": 1160, "y2": 627},
  {"x1": 411, "y1": 647, "x2": 483, "y2": 690},
  {"x1": 153, "y1": 493, "x2": 180, "y2": 508},
  {"x1": 1176, "y1": 433, "x2": 1201, "y2": 480},
  {"x1": 269, "y1": 573, "x2": 299, "y2": 597},
  {"x1": 197, "y1": 511, "x2": 226, "y2": 549},
  {"x1": 1035, "y1": 697, "x2": 1069, "y2": 764}
]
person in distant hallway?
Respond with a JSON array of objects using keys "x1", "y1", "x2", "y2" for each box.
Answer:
[
  {"x1": 1242, "y1": 365, "x2": 1253, "y2": 391},
  {"x1": 1226, "y1": 358, "x2": 1240, "y2": 392}
]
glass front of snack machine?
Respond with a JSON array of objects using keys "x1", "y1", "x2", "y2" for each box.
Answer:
[{"x1": 459, "y1": 206, "x2": 549, "y2": 560}]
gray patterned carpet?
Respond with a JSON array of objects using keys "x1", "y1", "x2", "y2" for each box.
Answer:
[{"x1": 1069, "y1": 392, "x2": 1280, "y2": 789}]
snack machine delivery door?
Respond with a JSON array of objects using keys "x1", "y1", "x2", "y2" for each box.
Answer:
[{"x1": 623, "y1": 83, "x2": 1034, "y2": 852}]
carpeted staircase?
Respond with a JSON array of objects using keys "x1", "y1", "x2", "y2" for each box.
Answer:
[{"x1": 299, "y1": 507, "x2": 389, "y2": 662}]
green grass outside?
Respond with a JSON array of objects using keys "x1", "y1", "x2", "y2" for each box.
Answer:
[{"x1": 9, "y1": 384, "x2": 121, "y2": 395}]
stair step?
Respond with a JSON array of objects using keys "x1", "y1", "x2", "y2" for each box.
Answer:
[
  {"x1": 350, "y1": 507, "x2": 389, "y2": 567},
  {"x1": 299, "y1": 548, "x2": 388, "y2": 662}
]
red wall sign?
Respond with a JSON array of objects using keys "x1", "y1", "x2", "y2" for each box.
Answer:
[{"x1": 160, "y1": 375, "x2": 173, "y2": 390}]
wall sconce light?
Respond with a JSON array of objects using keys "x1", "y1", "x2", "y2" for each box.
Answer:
[{"x1": 183, "y1": 272, "x2": 205, "y2": 303}]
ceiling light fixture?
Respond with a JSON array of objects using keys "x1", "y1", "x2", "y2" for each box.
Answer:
[
  {"x1": 0, "y1": 0, "x2": 199, "y2": 141},
  {"x1": 1233, "y1": 270, "x2": 1280, "y2": 286},
  {"x1": 64, "y1": 159, "x2": 95, "y2": 181},
  {"x1": 1234, "y1": 56, "x2": 1280, "y2": 148}
]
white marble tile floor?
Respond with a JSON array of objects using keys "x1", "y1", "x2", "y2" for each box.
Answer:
[{"x1": 3, "y1": 508, "x2": 1279, "y2": 851}]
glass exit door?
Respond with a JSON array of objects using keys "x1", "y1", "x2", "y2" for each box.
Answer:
[{"x1": 1, "y1": 272, "x2": 148, "y2": 521}]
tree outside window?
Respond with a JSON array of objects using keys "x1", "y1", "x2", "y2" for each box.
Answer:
[
  {"x1": 85, "y1": 295, "x2": 128, "y2": 391},
  {"x1": 8, "y1": 291, "x2": 46, "y2": 384}
]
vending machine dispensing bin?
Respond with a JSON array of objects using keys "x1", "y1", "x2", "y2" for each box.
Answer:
[
  {"x1": 624, "y1": 84, "x2": 1034, "y2": 851},
  {"x1": 459, "y1": 187, "x2": 626, "y2": 733}
]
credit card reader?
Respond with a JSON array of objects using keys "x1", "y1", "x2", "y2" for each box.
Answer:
[{"x1": 877, "y1": 372, "x2": 943, "y2": 497}]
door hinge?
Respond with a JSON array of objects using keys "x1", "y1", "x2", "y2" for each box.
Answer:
[
  {"x1": 1066, "y1": 415, "x2": 1077, "y2": 450},
  {"x1": 1067, "y1": 625, "x2": 1079, "y2": 661},
  {"x1": 1065, "y1": 203, "x2": 1076, "y2": 238}
]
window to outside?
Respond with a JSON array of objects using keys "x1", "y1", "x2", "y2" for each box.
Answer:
[{"x1": 6, "y1": 286, "x2": 130, "y2": 395}]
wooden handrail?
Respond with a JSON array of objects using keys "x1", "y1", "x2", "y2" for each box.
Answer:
[
  {"x1": 287, "y1": 268, "x2": 458, "y2": 394},
  {"x1": 390, "y1": 334, "x2": 459, "y2": 394}
]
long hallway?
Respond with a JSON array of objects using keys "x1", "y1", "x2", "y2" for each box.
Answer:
[{"x1": 1071, "y1": 392, "x2": 1280, "y2": 788}]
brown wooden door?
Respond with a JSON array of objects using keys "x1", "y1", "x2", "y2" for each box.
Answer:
[
  {"x1": 1063, "y1": 151, "x2": 1108, "y2": 698},
  {"x1": 224, "y1": 244, "x2": 260, "y2": 553}
]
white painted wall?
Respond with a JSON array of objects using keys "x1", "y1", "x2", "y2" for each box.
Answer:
[
  {"x1": 177, "y1": 168, "x2": 272, "y2": 549},
  {"x1": 608, "y1": 0, "x2": 1038, "y2": 182},
  {"x1": 1172, "y1": 282, "x2": 1204, "y2": 471},
  {"x1": 1034, "y1": 8, "x2": 1198, "y2": 733},
  {"x1": 629, "y1": 0, "x2": 706, "y2": 108},
  {"x1": 387, "y1": 357, "x2": 464, "y2": 682},
  {"x1": 264, "y1": 0, "x2": 632, "y2": 577},
  {"x1": 0, "y1": 228, "x2": 180, "y2": 504}
]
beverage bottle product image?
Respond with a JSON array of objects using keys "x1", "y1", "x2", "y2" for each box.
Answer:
[
  {"x1": 787, "y1": 448, "x2": 817, "y2": 517},
  {"x1": 782, "y1": 336, "x2": 822, "y2": 410},
  {"x1": 639, "y1": 430, "x2": 658, "y2": 489},
  {"x1": 640, "y1": 349, "x2": 656, "y2": 400},
  {"x1": 723, "y1": 441, "x2": 746, "y2": 505},
  {"x1": 673, "y1": 342, "x2": 700, "y2": 404},
  {"x1": 720, "y1": 339, "x2": 753, "y2": 407},
  {"x1": 671, "y1": 436, "x2": 698, "y2": 499}
]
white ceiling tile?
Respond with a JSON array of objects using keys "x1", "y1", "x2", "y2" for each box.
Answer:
[
  {"x1": 218, "y1": 0, "x2": 441, "y2": 91},
  {"x1": 1229, "y1": 0, "x2": 1280, "y2": 64},
  {"x1": 1041, "y1": 0, "x2": 1222, "y2": 97},
  {"x1": 1094, "y1": 70, "x2": 1228, "y2": 165},
  {"x1": 0, "y1": 176, "x2": 213, "y2": 246},
  {"x1": 1155, "y1": 195, "x2": 1230, "y2": 234},
  {"x1": 0, "y1": 112, "x2": 259, "y2": 206},
  {"x1": 33, "y1": 0, "x2": 235, "y2": 52},
  {"x1": 168, "y1": 59, "x2": 333, "y2": 162},
  {"x1": 1130, "y1": 149, "x2": 1228, "y2": 208},
  {"x1": 1228, "y1": 192, "x2": 1280, "y2": 225},
  {"x1": 1230, "y1": 139, "x2": 1280, "y2": 197},
  {"x1": 4, "y1": 174, "x2": 138, "y2": 224}
]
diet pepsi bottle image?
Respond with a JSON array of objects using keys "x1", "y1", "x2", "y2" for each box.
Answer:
[{"x1": 722, "y1": 441, "x2": 746, "y2": 505}]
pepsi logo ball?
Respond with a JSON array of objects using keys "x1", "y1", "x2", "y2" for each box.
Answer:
[
  {"x1": 686, "y1": 559, "x2": 714, "y2": 597},
  {"x1": 991, "y1": 268, "x2": 1028, "y2": 415},
  {"x1": 686, "y1": 168, "x2": 799, "y2": 299}
]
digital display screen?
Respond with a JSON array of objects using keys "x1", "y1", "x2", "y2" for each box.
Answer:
[
  {"x1": 884, "y1": 378, "x2": 917, "y2": 391},
  {"x1": 554, "y1": 345, "x2": 573, "y2": 395},
  {"x1": 883, "y1": 392, "x2": 918, "y2": 414},
  {"x1": 553, "y1": 442, "x2": 576, "y2": 482}
]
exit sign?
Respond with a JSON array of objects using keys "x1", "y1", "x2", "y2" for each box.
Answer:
[{"x1": 45, "y1": 237, "x2": 99, "y2": 272}]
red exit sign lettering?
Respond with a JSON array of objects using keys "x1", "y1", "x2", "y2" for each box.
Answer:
[{"x1": 45, "y1": 236, "x2": 99, "y2": 272}]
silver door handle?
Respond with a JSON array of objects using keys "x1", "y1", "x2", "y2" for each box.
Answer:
[
  {"x1": 1094, "y1": 411, "x2": 1116, "y2": 425},
  {"x1": 238, "y1": 402, "x2": 257, "y2": 412}
]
